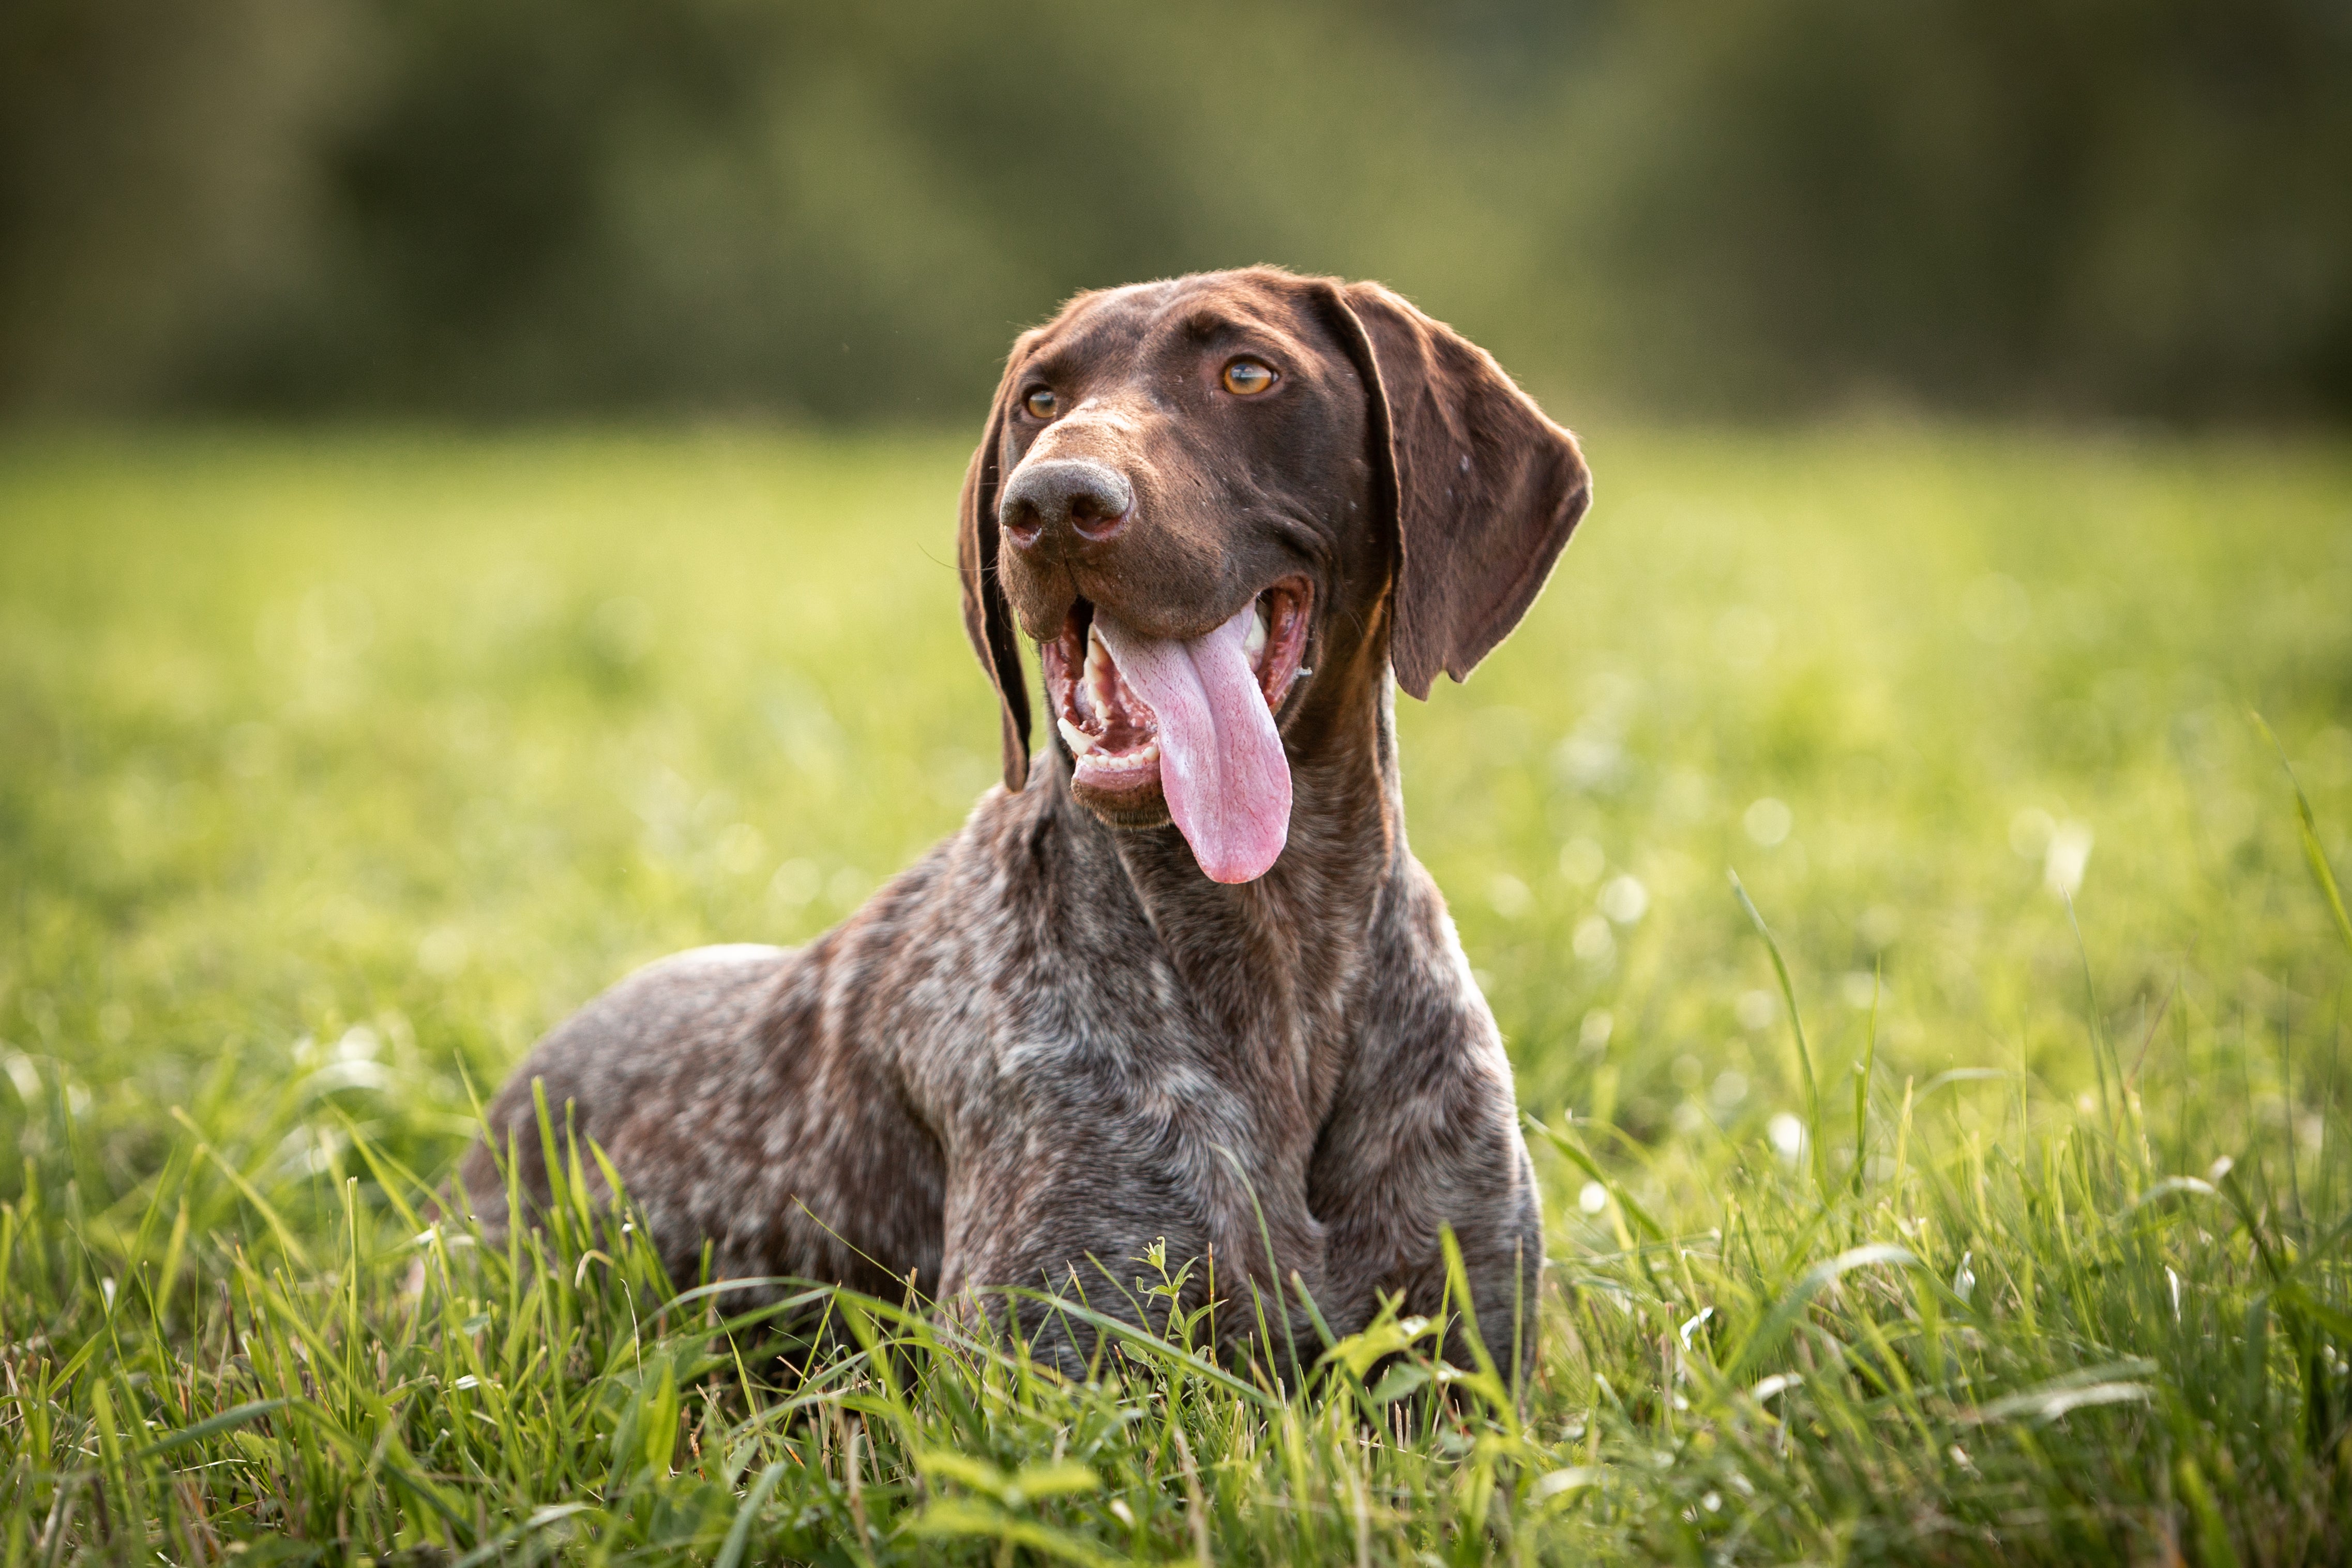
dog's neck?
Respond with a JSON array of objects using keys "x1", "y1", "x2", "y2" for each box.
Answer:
[{"x1": 1044, "y1": 636, "x2": 1413, "y2": 1118}]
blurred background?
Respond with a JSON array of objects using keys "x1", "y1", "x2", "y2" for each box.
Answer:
[{"x1": 6, "y1": 0, "x2": 2350, "y2": 429}]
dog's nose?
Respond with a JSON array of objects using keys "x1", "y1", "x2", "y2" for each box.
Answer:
[{"x1": 999, "y1": 458, "x2": 1133, "y2": 548}]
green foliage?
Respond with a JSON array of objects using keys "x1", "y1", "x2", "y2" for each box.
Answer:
[
  {"x1": 3, "y1": 426, "x2": 2351, "y2": 1562},
  {"x1": 4, "y1": 1, "x2": 2349, "y2": 421}
]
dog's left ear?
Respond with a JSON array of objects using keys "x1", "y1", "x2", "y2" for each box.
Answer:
[
  {"x1": 959, "y1": 334, "x2": 1037, "y2": 792},
  {"x1": 1315, "y1": 281, "x2": 1592, "y2": 700}
]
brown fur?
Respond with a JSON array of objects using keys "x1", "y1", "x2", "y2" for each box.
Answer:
[{"x1": 461, "y1": 267, "x2": 1592, "y2": 1378}]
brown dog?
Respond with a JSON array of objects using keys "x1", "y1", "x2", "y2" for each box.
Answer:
[{"x1": 461, "y1": 267, "x2": 1590, "y2": 1377}]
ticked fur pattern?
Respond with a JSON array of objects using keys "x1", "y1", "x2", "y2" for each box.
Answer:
[{"x1": 462, "y1": 266, "x2": 1592, "y2": 1381}]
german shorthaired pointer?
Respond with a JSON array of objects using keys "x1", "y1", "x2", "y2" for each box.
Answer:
[{"x1": 461, "y1": 266, "x2": 1592, "y2": 1378}]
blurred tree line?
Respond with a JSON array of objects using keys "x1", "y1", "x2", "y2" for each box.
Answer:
[{"x1": 4, "y1": 0, "x2": 2347, "y2": 425}]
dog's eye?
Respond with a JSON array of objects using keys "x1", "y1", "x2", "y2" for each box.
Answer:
[
  {"x1": 1221, "y1": 358, "x2": 1277, "y2": 396},
  {"x1": 1023, "y1": 387, "x2": 1059, "y2": 419}
]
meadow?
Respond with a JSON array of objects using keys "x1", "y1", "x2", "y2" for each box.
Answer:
[{"x1": 3, "y1": 425, "x2": 2350, "y2": 1564}]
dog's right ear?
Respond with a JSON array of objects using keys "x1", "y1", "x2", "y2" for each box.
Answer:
[{"x1": 959, "y1": 334, "x2": 1036, "y2": 792}]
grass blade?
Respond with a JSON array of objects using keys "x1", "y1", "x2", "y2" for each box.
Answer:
[
  {"x1": 1731, "y1": 870, "x2": 1829, "y2": 1199},
  {"x1": 2256, "y1": 712, "x2": 2352, "y2": 960}
]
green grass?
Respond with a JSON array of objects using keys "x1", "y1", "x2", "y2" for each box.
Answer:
[{"x1": 3, "y1": 425, "x2": 2351, "y2": 1564}]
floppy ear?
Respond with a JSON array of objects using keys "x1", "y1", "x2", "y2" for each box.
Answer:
[
  {"x1": 1317, "y1": 281, "x2": 1592, "y2": 700},
  {"x1": 959, "y1": 337, "x2": 1035, "y2": 791}
]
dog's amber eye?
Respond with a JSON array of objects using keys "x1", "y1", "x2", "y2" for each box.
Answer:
[
  {"x1": 1222, "y1": 358, "x2": 1276, "y2": 396},
  {"x1": 1023, "y1": 387, "x2": 1059, "y2": 419}
]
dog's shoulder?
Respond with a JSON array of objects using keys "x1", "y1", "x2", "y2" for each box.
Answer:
[{"x1": 1349, "y1": 855, "x2": 1516, "y2": 1082}]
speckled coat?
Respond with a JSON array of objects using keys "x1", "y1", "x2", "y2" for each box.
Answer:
[{"x1": 460, "y1": 267, "x2": 1592, "y2": 1379}]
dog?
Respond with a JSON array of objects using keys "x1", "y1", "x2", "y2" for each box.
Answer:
[{"x1": 460, "y1": 266, "x2": 1591, "y2": 1378}]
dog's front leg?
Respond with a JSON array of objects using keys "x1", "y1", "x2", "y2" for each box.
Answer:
[
  {"x1": 1308, "y1": 1017, "x2": 1546, "y2": 1385},
  {"x1": 929, "y1": 1108, "x2": 1332, "y2": 1385}
]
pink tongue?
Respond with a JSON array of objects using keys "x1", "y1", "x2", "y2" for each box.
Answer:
[{"x1": 1091, "y1": 603, "x2": 1291, "y2": 883}]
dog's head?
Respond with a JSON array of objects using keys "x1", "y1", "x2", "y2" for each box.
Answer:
[{"x1": 959, "y1": 266, "x2": 1590, "y2": 883}]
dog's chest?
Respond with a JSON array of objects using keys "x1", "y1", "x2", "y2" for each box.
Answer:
[
  {"x1": 977, "y1": 942, "x2": 1236, "y2": 1103},
  {"x1": 929, "y1": 904, "x2": 1366, "y2": 1161}
]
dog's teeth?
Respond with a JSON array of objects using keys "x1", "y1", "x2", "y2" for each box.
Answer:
[
  {"x1": 1245, "y1": 601, "x2": 1269, "y2": 665},
  {"x1": 1078, "y1": 740, "x2": 1160, "y2": 775},
  {"x1": 1085, "y1": 622, "x2": 1115, "y2": 715},
  {"x1": 1057, "y1": 716, "x2": 1096, "y2": 755}
]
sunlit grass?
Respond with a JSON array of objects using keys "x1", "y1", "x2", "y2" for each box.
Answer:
[{"x1": 3, "y1": 426, "x2": 2349, "y2": 1563}]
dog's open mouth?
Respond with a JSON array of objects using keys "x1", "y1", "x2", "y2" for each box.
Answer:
[
  {"x1": 1041, "y1": 579, "x2": 1312, "y2": 883},
  {"x1": 1044, "y1": 583, "x2": 1313, "y2": 775}
]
